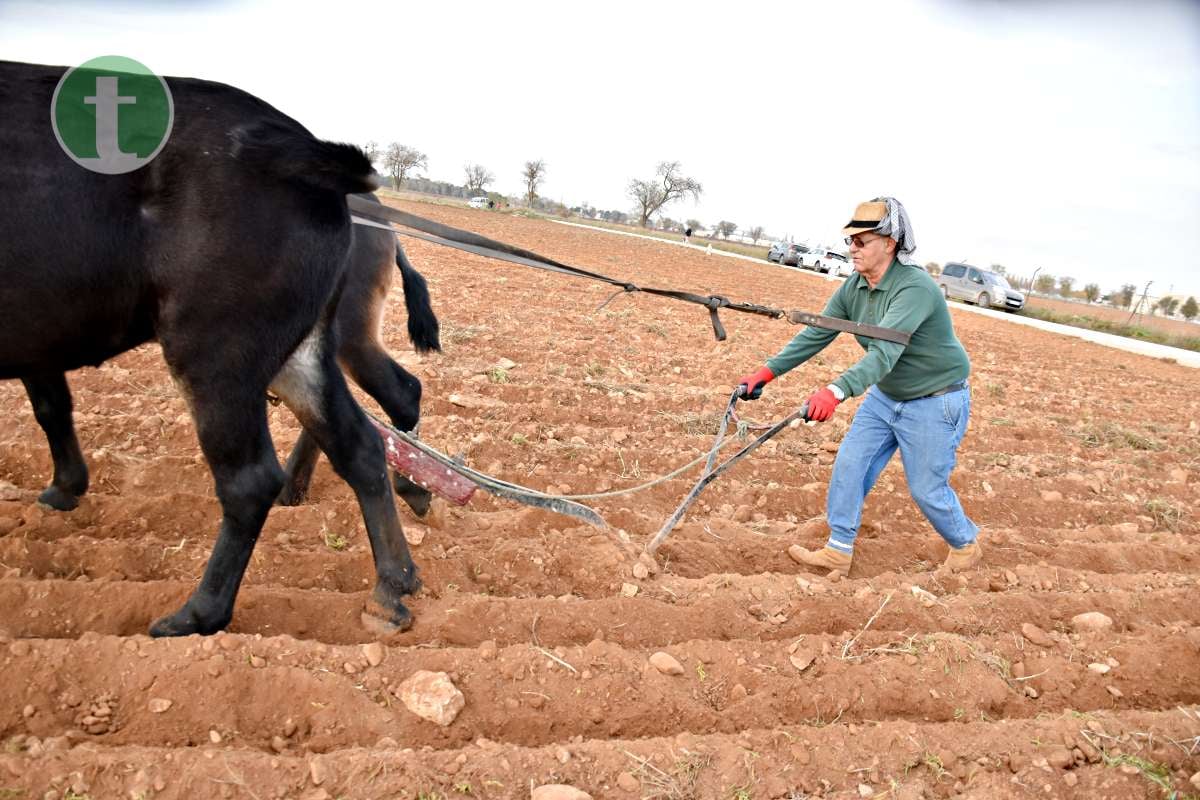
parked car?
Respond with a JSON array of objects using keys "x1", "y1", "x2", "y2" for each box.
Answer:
[
  {"x1": 827, "y1": 251, "x2": 854, "y2": 277},
  {"x1": 468, "y1": 196, "x2": 489, "y2": 209},
  {"x1": 767, "y1": 242, "x2": 808, "y2": 266},
  {"x1": 798, "y1": 246, "x2": 845, "y2": 274},
  {"x1": 936, "y1": 262, "x2": 1025, "y2": 312}
]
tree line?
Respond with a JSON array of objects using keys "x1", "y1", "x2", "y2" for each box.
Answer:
[
  {"x1": 365, "y1": 142, "x2": 1196, "y2": 309},
  {"x1": 362, "y1": 144, "x2": 771, "y2": 244}
]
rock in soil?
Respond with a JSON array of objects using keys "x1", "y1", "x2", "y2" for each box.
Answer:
[
  {"x1": 395, "y1": 670, "x2": 465, "y2": 726},
  {"x1": 1021, "y1": 623, "x2": 1054, "y2": 647},
  {"x1": 1071, "y1": 611, "x2": 1114, "y2": 633},
  {"x1": 531, "y1": 786, "x2": 592, "y2": 800},
  {"x1": 648, "y1": 651, "x2": 684, "y2": 675}
]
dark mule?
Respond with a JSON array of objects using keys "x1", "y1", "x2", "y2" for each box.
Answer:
[
  {"x1": 1, "y1": 60, "x2": 419, "y2": 636},
  {"x1": 277, "y1": 200, "x2": 441, "y2": 514},
  {"x1": 19, "y1": 195, "x2": 442, "y2": 515}
]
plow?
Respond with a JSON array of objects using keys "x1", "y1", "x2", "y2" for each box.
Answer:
[{"x1": 349, "y1": 195, "x2": 911, "y2": 553}]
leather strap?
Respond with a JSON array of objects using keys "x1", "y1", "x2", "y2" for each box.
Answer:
[{"x1": 348, "y1": 195, "x2": 911, "y2": 346}]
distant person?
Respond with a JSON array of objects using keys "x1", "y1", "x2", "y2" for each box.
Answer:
[
  {"x1": 487, "y1": 199, "x2": 495, "y2": 210},
  {"x1": 734, "y1": 197, "x2": 980, "y2": 577},
  {"x1": 684, "y1": 226, "x2": 693, "y2": 244}
]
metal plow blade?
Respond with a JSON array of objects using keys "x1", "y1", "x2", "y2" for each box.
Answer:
[{"x1": 366, "y1": 414, "x2": 607, "y2": 529}]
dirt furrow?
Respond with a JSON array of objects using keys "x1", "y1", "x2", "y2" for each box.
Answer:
[
  {"x1": 2, "y1": 576, "x2": 1197, "y2": 651},
  {"x1": 3, "y1": 629, "x2": 1198, "y2": 756},
  {"x1": 3, "y1": 707, "x2": 1196, "y2": 799},
  {"x1": 3, "y1": 531, "x2": 1198, "y2": 609}
]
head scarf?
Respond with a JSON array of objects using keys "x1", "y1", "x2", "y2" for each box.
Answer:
[{"x1": 869, "y1": 196, "x2": 918, "y2": 266}]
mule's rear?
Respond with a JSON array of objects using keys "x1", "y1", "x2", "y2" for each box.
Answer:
[{"x1": 0, "y1": 60, "x2": 421, "y2": 636}]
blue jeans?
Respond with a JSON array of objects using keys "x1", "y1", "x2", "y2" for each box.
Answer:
[{"x1": 825, "y1": 384, "x2": 977, "y2": 554}]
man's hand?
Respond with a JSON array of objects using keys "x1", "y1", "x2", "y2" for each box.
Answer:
[
  {"x1": 805, "y1": 386, "x2": 841, "y2": 421},
  {"x1": 736, "y1": 366, "x2": 774, "y2": 400}
]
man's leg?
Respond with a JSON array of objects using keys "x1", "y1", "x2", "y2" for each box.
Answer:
[
  {"x1": 895, "y1": 388, "x2": 979, "y2": 555},
  {"x1": 825, "y1": 388, "x2": 900, "y2": 554},
  {"x1": 791, "y1": 389, "x2": 899, "y2": 575}
]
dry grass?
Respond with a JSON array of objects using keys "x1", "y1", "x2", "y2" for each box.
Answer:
[
  {"x1": 624, "y1": 750, "x2": 713, "y2": 800},
  {"x1": 1070, "y1": 422, "x2": 1163, "y2": 451},
  {"x1": 657, "y1": 410, "x2": 726, "y2": 437},
  {"x1": 1145, "y1": 498, "x2": 1185, "y2": 532},
  {"x1": 440, "y1": 324, "x2": 486, "y2": 346}
]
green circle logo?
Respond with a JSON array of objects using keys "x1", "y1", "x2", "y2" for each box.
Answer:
[{"x1": 51, "y1": 56, "x2": 174, "y2": 174}]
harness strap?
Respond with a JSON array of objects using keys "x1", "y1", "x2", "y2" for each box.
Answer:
[{"x1": 349, "y1": 195, "x2": 910, "y2": 346}]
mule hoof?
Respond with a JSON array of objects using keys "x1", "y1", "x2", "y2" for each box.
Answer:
[
  {"x1": 360, "y1": 600, "x2": 413, "y2": 636},
  {"x1": 149, "y1": 599, "x2": 227, "y2": 638},
  {"x1": 396, "y1": 571, "x2": 422, "y2": 597},
  {"x1": 38, "y1": 485, "x2": 80, "y2": 512},
  {"x1": 393, "y1": 475, "x2": 432, "y2": 518},
  {"x1": 274, "y1": 486, "x2": 306, "y2": 507},
  {"x1": 401, "y1": 491, "x2": 431, "y2": 518}
]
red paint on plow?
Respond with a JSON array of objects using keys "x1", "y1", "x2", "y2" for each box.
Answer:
[{"x1": 365, "y1": 415, "x2": 477, "y2": 505}]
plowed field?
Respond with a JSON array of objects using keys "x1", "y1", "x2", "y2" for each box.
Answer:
[{"x1": 2, "y1": 199, "x2": 1198, "y2": 799}]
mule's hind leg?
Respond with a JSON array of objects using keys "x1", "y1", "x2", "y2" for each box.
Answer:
[
  {"x1": 149, "y1": 387, "x2": 284, "y2": 636},
  {"x1": 340, "y1": 342, "x2": 432, "y2": 517},
  {"x1": 21, "y1": 373, "x2": 88, "y2": 511},
  {"x1": 275, "y1": 429, "x2": 321, "y2": 506},
  {"x1": 273, "y1": 329, "x2": 419, "y2": 632}
]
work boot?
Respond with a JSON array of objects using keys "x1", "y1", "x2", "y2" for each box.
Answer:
[
  {"x1": 942, "y1": 541, "x2": 983, "y2": 573},
  {"x1": 788, "y1": 544, "x2": 852, "y2": 577}
]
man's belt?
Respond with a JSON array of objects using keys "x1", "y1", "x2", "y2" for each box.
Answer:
[{"x1": 915, "y1": 381, "x2": 967, "y2": 400}]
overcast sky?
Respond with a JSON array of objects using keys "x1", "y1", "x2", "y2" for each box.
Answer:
[{"x1": 4, "y1": 0, "x2": 1199, "y2": 300}]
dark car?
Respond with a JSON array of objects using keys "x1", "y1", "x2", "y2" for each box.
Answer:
[{"x1": 767, "y1": 242, "x2": 808, "y2": 266}]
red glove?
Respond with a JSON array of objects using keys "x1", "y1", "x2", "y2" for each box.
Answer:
[
  {"x1": 736, "y1": 366, "x2": 774, "y2": 400},
  {"x1": 805, "y1": 387, "x2": 841, "y2": 421}
]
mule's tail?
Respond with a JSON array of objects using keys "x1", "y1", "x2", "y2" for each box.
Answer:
[
  {"x1": 230, "y1": 119, "x2": 379, "y2": 195},
  {"x1": 396, "y1": 245, "x2": 441, "y2": 353}
]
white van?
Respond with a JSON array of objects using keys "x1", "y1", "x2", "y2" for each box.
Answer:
[
  {"x1": 468, "y1": 196, "x2": 489, "y2": 209},
  {"x1": 936, "y1": 262, "x2": 1026, "y2": 312}
]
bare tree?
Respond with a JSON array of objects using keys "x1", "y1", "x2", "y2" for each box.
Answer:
[
  {"x1": 1035, "y1": 273, "x2": 1056, "y2": 294},
  {"x1": 715, "y1": 221, "x2": 737, "y2": 239},
  {"x1": 685, "y1": 218, "x2": 705, "y2": 235},
  {"x1": 748, "y1": 226, "x2": 765, "y2": 244},
  {"x1": 464, "y1": 163, "x2": 494, "y2": 195},
  {"x1": 628, "y1": 161, "x2": 702, "y2": 227},
  {"x1": 925, "y1": 262, "x2": 941, "y2": 276},
  {"x1": 383, "y1": 143, "x2": 427, "y2": 189},
  {"x1": 362, "y1": 141, "x2": 381, "y2": 166},
  {"x1": 1057, "y1": 276, "x2": 1075, "y2": 297},
  {"x1": 522, "y1": 159, "x2": 546, "y2": 206},
  {"x1": 1083, "y1": 283, "x2": 1100, "y2": 303}
]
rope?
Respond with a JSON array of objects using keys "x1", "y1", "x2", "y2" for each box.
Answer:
[
  {"x1": 550, "y1": 435, "x2": 743, "y2": 500},
  {"x1": 532, "y1": 391, "x2": 751, "y2": 502}
]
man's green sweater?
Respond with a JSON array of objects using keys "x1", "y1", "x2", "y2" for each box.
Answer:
[{"x1": 766, "y1": 259, "x2": 970, "y2": 401}]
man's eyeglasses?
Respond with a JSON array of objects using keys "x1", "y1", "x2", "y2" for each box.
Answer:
[{"x1": 844, "y1": 234, "x2": 882, "y2": 248}]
